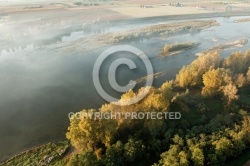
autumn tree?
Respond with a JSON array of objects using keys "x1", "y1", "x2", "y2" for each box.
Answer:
[
  {"x1": 212, "y1": 137, "x2": 234, "y2": 162},
  {"x1": 222, "y1": 83, "x2": 238, "y2": 108},
  {"x1": 176, "y1": 51, "x2": 220, "y2": 88},
  {"x1": 66, "y1": 109, "x2": 118, "y2": 153},
  {"x1": 223, "y1": 50, "x2": 250, "y2": 74},
  {"x1": 191, "y1": 147, "x2": 204, "y2": 166},
  {"x1": 202, "y1": 68, "x2": 232, "y2": 97},
  {"x1": 223, "y1": 52, "x2": 246, "y2": 73},
  {"x1": 234, "y1": 73, "x2": 246, "y2": 87}
]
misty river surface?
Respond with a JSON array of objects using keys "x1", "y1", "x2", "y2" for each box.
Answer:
[{"x1": 1, "y1": 16, "x2": 250, "y2": 160}]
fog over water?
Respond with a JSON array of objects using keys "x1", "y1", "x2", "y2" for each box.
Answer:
[{"x1": 0, "y1": 16, "x2": 250, "y2": 160}]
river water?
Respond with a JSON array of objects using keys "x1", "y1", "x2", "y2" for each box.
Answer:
[{"x1": 0, "y1": 16, "x2": 250, "y2": 160}]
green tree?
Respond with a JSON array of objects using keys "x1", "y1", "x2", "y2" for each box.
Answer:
[
  {"x1": 124, "y1": 138, "x2": 145, "y2": 162},
  {"x1": 103, "y1": 141, "x2": 125, "y2": 166},
  {"x1": 157, "y1": 145, "x2": 190, "y2": 166}
]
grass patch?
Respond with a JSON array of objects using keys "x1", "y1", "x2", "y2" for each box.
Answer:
[{"x1": 1, "y1": 141, "x2": 69, "y2": 166}]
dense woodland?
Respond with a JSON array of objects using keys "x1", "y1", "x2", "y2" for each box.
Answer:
[
  {"x1": 2, "y1": 50, "x2": 250, "y2": 166},
  {"x1": 65, "y1": 50, "x2": 250, "y2": 166}
]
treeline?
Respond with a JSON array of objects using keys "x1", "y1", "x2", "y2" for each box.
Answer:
[{"x1": 65, "y1": 50, "x2": 250, "y2": 166}]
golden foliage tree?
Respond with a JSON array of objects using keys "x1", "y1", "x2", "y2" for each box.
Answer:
[
  {"x1": 176, "y1": 52, "x2": 220, "y2": 88},
  {"x1": 202, "y1": 68, "x2": 232, "y2": 96},
  {"x1": 66, "y1": 109, "x2": 118, "y2": 152},
  {"x1": 222, "y1": 83, "x2": 239, "y2": 107}
]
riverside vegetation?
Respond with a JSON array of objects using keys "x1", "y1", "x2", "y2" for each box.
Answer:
[
  {"x1": 2, "y1": 50, "x2": 250, "y2": 166},
  {"x1": 161, "y1": 42, "x2": 200, "y2": 56},
  {"x1": 107, "y1": 20, "x2": 218, "y2": 43},
  {"x1": 197, "y1": 39, "x2": 248, "y2": 56},
  {"x1": 61, "y1": 20, "x2": 218, "y2": 52}
]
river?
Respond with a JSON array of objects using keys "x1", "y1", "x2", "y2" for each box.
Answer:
[{"x1": 0, "y1": 15, "x2": 250, "y2": 161}]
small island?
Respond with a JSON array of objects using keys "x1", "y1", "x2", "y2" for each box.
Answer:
[
  {"x1": 161, "y1": 42, "x2": 200, "y2": 56},
  {"x1": 197, "y1": 38, "x2": 248, "y2": 56},
  {"x1": 234, "y1": 18, "x2": 250, "y2": 23}
]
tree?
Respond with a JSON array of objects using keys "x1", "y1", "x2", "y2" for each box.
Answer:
[
  {"x1": 66, "y1": 109, "x2": 118, "y2": 152},
  {"x1": 191, "y1": 147, "x2": 204, "y2": 166},
  {"x1": 103, "y1": 141, "x2": 125, "y2": 166},
  {"x1": 212, "y1": 137, "x2": 233, "y2": 159},
  {"x1": 176, "y1": 52, "x2": 219, "y2": 88},
  {"x1": 143, "y1": 89, "x2": 169, "y2": 110},
  {"x1": 124, "y1": 138, "x2": 145, "y2": 162},
  {"x1": 202, "y1": 68, "x2": 232, "y2": 97},
  {"x1": 118, "y1": 89, "x2": 137, "y2": 105},
  {"x1": 222, "y1": 83, "x2": 238, "y2": 107},
  {"x1": 223, "y1": 52, "x2": 245, "y2": 73},
  {"x1": 247, "y1": 67, "x2": 250, "y2": 85},
  {"x1": 157, "y1": 145, "x2": 190, "y2": 166},
  {"x1": 234, "y1": 73, "x2": 246, "y2": 87},
  {"x1": 223, "y1": 51, "x2": 250, "y2": 73}
]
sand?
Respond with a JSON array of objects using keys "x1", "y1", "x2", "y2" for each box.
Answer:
[
  {"x1": 1, "y1": 0, "x2": 250, "y2": 25},
  {"x1": 109, "y1": 6, "x2": 212, "y2": 18}
]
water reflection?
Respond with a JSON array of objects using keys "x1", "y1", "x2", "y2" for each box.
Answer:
[{"x1": 0, "y1": 19, "x2": 111, "y2": 53}]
